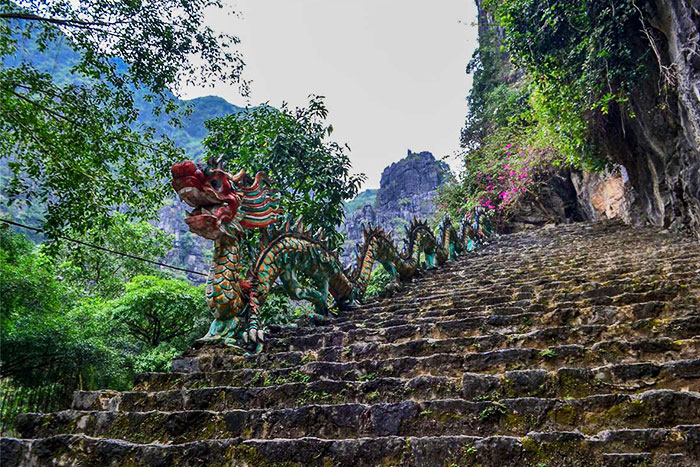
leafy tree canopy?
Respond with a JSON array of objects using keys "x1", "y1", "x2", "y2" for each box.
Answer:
[
  {"x1": 110, "y1": 275, "x2": 207, "y2": 348},
  {"x1": 57, "y1": 213, "x2": 175, "y2": 299},
  {"x1": 0, "y1": 227, "x2": 207, "y2": 393},
  {"x1": 203, "y1": 95, "x2": 366, "y2": 251},
  {"x1": 0, "y1": 226, "x2": 106, "y2": 383},
  {"x1": 0, "y1": 0, "x2": 245, "y2": 241}
]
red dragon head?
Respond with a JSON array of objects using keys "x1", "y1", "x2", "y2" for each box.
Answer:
[{"x1": 171, "y1": 158, "x2": 283, "y2": 240}]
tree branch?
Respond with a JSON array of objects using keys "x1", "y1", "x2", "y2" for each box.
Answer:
[{"x1": 0, "y1": 12, "x2": 120, "y2": 28}]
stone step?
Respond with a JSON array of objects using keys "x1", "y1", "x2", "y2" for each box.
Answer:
[
  {"x1": 4, "y1": 427, "x2": 699, "y2": 467},
  {"x1": 16, "y1": 391, "x2": 700, "y2": 444},
  {"x1": 352, "y1": 268, "x2": 698, "y2": 315},
  {"x1": 462, "y1": 359, "x2": 700, "y2": 399},
  {"x1": 140, "y1": 339, "x2": 700, "y2": 391},
  {"x1": 178, "y1": 322, "x2": 700, "y2": 372},
  {"x1": 262, "y1": 315, "x2": 700, "y2": 354},
  {"x1": 74, "y1": 376, "x2": 462, "y2": 412},
  {"x1": 301, "y1": 276, "x2": 696, "y2": 326},
  {"x1": 75, "y1": 360, "x2": 699, "y2": 413}
]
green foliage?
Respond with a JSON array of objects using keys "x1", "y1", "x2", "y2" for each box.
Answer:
[
  {"x1": 444, "y1": 0, "x2": 649, "y2": 219},
  {"x1": 0, "y1": 0, "x2": 245, "y2": 241},
  {"x1": 110, "y1": 275, "x2": 208, "y2": 348},
  {"x1": 203, "y1": 95, "x2": 366, "y2": 251},
  {"x1": 0, "y1": 228, "x2": 129, "y2": 389},
  {"x1": 460, "y1": 22, "x2": 519, "y2": 150},
  {"x1": 57, "y1": 214, "x2": 174, "y2": 299},
  {"x1": 133, "y1": 342, "x2": 181, "y2": 374},
  {"x1": 257, "y1": 287, "x2": 317, "y2": 328},
  {"x1": 364, "y1": 266, "x2": 392, "y2": 299},
  {"x1": 486, "y1": 0, "x2": 648, "y2": 167},
  {"x1": 0, "y1": 228, "x2": 207, "y2": 395}
]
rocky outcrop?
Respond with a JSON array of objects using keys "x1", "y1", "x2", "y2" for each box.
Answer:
[
  {"x1": 502, "y1": 167, "x2": 635, "y2": 233},
  {"x1": 609, "y1": 0, "x2": 700, "y2": 236},
  {"x1": 4, "y1": 221, "x2": 699, "y2": 465},
  {"x1": 341, "y1": 150, "x2": 451, "y2": 262},
  {"x1": 568, "y1": 1, "x2": 700, "y2": 236},
  {"x1": 158, "y1": 201, "x2": 212, "y2": 284},
  {"x1": 571, "y1": 167, "x2": 632, "y2": 223},
  {"x1": 476, "y1": 1, "x2": 700, "y2": 238}
]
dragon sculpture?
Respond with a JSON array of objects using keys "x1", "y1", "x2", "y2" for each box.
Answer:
[{"x1": 171, "y1": 158, "x2": 490, "y2": 353}]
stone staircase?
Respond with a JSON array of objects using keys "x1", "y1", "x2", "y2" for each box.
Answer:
[{"x1": 2, "y1": 220, "x2": 699, "y2": 466}]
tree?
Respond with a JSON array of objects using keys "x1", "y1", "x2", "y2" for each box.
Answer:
[
  {"x1": 58, "y1": 214, "x2": 175, "y2": 299},
  {"x1": 0, "y1": 0, "x2": 245, "y2": 241},
  {"x1": 0, "y1": 227, "x2": 121, "y2": 387},
  {"x1": 203, "y1": 96, "x2": 366, "y2": 251},
  {"x1": 110, "y1": 275, "x2": 207, "y2": 348}
]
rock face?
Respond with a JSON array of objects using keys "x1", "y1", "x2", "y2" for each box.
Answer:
[
  {"x1": 341, "y1": 150, "x2": 451, "y2": 262},
  {"x1": 592, "y1": 0, "x2": 700, "y2": 237},
  {"x1": 503, "y1": 167, "x2": 632, "y2": 233},
  {"x1": 571, "y1": 167, "x2": 632, "y2": 223},
  {"x1": 476, "y1": 1, "x2": 700, "y2": 238},
  {"x1": 3, "y1": 220, "x2": 700, "y2": 465},
  {"x1": 157, "y1": 201, "x2": 212, "y2": 283}
]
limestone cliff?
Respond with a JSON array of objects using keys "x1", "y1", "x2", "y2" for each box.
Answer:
[
  {"x1": 601, "y1": 0, "x2": 700, "y2": 235},
  {"x1": 340, "y1": 150, "x2": 451, "y2": 262},
  {"x1": 475, "y1": 0, "x2": 700, "y2": 236}
]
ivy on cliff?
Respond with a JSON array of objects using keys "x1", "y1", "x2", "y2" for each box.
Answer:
[{"x1": 443, "y1": 0, "x2": 654, "y2": 220}]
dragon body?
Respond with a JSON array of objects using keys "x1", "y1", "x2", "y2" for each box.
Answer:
[{"x1": 171, "y1": 160, "x2": 488, "y2": 352}]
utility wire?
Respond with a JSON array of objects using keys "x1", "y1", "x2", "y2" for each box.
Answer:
[{"x1": 0, "y1": 218, "x2": 208, "y2": 277}]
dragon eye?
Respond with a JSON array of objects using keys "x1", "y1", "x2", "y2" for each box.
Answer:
[{"x1": 210, "y1": 178, "x2": 222, "y2": 190}]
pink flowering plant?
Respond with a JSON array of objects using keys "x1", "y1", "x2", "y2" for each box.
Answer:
[{"x1": 440, "y1": 139, "x2": 545, "y2": 222}]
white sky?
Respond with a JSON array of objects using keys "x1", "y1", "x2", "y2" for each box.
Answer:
[{"x1": 179, "y1": 0, "x2": 479, "y2": 189}]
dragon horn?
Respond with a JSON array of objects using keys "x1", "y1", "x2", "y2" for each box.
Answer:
[
  {"x1": 207, "y1": 154, "x2": 224, "y2": 169},
  {"x1": 292, "y1": 215, "x2": 304, "y2": 232},
  {"x1": 228, "y1": 168, "x2": 246, "y2": 184}
]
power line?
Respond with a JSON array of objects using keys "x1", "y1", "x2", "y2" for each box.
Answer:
[{"x1": 0, "y1": 218, "x2": 208, "y2": 277}]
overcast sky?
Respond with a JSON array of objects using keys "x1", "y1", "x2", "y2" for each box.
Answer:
[{"x1": 179, "y1": 0, "x2": 479, "y2": 189}]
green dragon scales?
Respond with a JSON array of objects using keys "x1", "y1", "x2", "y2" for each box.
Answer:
[{"x1": 171, "y1": 159, "x2": 489, "y2": 353}]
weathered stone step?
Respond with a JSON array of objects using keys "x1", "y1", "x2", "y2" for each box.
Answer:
[
  {"x1": 362, "y1": 266, "x2": 696, "y2": 309},
  {"x1": 355, "y1": 267, "x2": 697, "y2": 313},
  {"x1": 180, "y1": 321, "x2": 699, "y2": 372},
  {"x1": 263, "y1": 314, "x2": 700, "y2": 354},
  {"x1": 76, "y1": 360, "x2": 699, "y2": 413},
  {"x1": 74, "y1": 376, "x2": 462, "y2": 412},
  {"x1": 145, "y1": 339, "x2": 700, "y2": 391},
  {"x1": 462, "y1": 359, "x2": 700, "y2": 399},
  {"x1": 17, "y1": 391, "x2": 700, "y2": 444},
  {"x1": 342, "y1": 297, "x2": 697, "y2": 332},
  {"x1": 4, "y1": 427, "x2": 699, "y2": 467}
]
